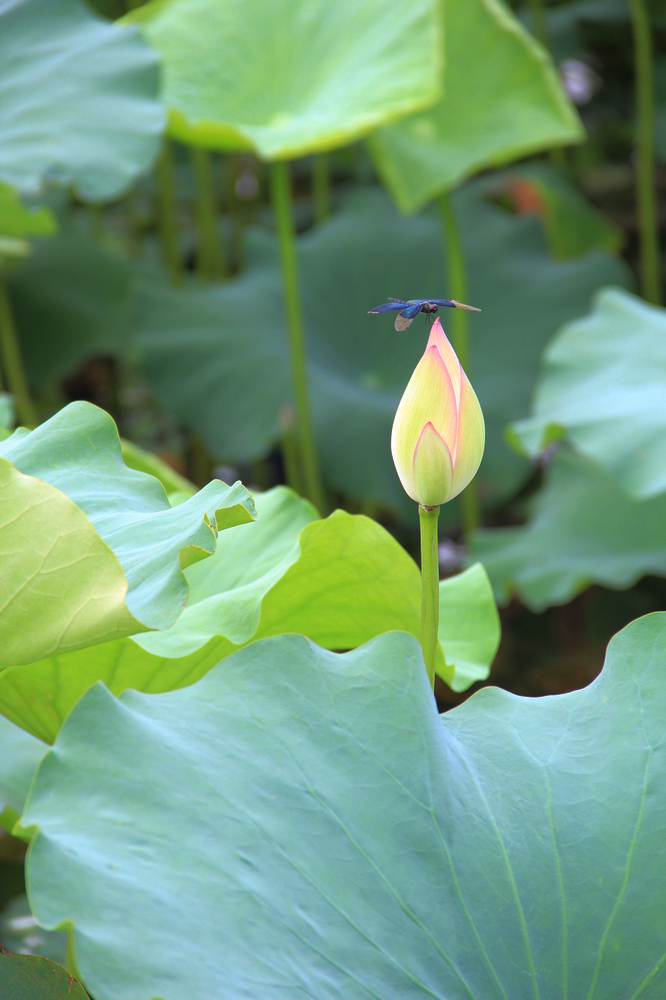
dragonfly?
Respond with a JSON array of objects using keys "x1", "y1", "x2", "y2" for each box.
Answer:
[{"x1": 368, "y1": 297, "x2": 481, "y2": 331}]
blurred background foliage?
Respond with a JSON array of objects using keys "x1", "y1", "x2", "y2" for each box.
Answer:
[{"x1": 0, "y1": 0, "x2": 665, "y2": 723}]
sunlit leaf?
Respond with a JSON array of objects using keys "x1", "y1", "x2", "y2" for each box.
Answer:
[
  {"x1": 124, "y1": 0, "x2": 441, "y2": 159},
  {"x1": 0, "y1": 402, "x2": 255, "y2": 664},
  {"x1": 439, "y1": 563, "x2": 500, "y2": 691},
  {"x1": 471, "y1": 449, "x2": 666, "y2": 611},
  {"x1": 0, "y1": 487, "x2": 500, "y2": 741},
  {"x1": 0, "y1": 184, "x2": 56, "y2": 239},
  {"x1": 368, "y1": 0, "x2": 584, "y2": 213},
  {"x1": 0, "y1": 0, "x2": 164, "y2": 200},
  {"x1": 511, "y1": 288, "x2": 666, "y2": 500},
  {"x1": 22, "y1": 614, "x2": 666, "y2": 1000}
]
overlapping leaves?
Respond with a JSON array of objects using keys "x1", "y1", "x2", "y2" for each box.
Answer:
[
  {"x1": 20, "y1": 613, "x2": 666, "y2": 1000},
  {"x1": 0, "y1": 402, "x2": 255, "y2": 664},
  {"x1": 369, "y1": 0, "x2": 584, "y2": 212},
  {"x1": 0, "y1": 485, "x2": 499, "y2": 742}
]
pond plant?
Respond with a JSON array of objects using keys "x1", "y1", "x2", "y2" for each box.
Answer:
[{"x1": 1, "y1": 0, "x2": 666, "y2": 998}]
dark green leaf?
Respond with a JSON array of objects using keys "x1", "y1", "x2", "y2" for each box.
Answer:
[
  {"x1": 0, "y1": 949, "x2": 87, "y2": 1000},
  {"x1": 134, "y1": 184, "x2": 631, "y2": 512}
]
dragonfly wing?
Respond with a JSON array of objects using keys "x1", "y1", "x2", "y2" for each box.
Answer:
[
  {"x1": 395, "y1": 302, "x2": 423, "y2": 331},
  {"x1": 368, "y1": 301, "x2": 407, "y2": 314},
  {"x1": 430, "y1": 298, "x2": 481, "y2": 312}
]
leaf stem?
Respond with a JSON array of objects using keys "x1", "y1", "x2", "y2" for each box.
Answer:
[
  {"x1": 527, "y1": 0, "x2": 549, "y2": 50},
  {"x1": 629, "y1": 0, "x2": 661, "y2": 305},
  {"x1": 313, "y1": 154, "x2": 331, "y2": 225},
  {"x1": 0, "y1": 277, "x2": 37, "y2": 427},
  {"x1": 270, "y1": 160, "x2": 325, "y2": 513},
  {"x1": 439, "y1": 193, "x2": 480, "y2": 537},
  {"x1": 191, "y1": 146, "x2": 228, "y2": 281},
  {"x1": 156, "y1": 140, "x2": 183, "y2": 286},
  {"x1": 419, "y1": 504, "x2": 440, "y2": 689}
]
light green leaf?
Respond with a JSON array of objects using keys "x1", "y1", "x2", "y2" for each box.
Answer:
[
  {"x1": 0, "y1": 184, "x2": 56, "y2": 239},
  {"x1": 0, "y1": 715, "x2": 45, "y2": 832},
  {"x1": 0, "y1": 488, "x2": 499, "y2": 742},
  {"x1": 511, "y1": 288, "x2": 666, "y2": 500},
  {"x1": 124, "y1": 0, "x2": 441, "y2": 159},
  {"x1": 0, "y1": 950, "x2": 87, "y2": 1000},
  {"x1": 471, "y1": 449, "x2": 666, "y2": 611},
  {"x1": 22, "y1": 614, "x2": 666, "y2": 1000},
  {"x1": 0, "y1": 401, "x2": 255, "y2": 664},
  {"x1": 135, "y1": 184, "x2": 631, "y2": 513},
  {"x1": 368, "y1": 0, "x2": 584, "y2": 213},
  {"x1": 439, "y1": 563, "x2": 500, "y2": 691},
  {"x1": 0, "y1": 0, "x2": 164, "y2": 200}
]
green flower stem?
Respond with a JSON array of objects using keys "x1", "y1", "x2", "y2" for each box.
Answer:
[
  {"x1": 270, "y1": 160, "x2": 325, "y2": 513},
  {"x1": 156, "y1": 140, "x2": 183, "y2": 287},
  {"x1": 280, "y1": 405, "x2": 305, "y2": 499},
  {"x1": 527, "y1": 0, "x2": 548, "y2": 51},
  {"x1": 419, "y1": 504, "x2": 440, "y2": 690},
  {"x1": 313, "y1": 153, "x2": 331, "y2": 225},
  {"x1": 191, "y1": 146, "x2": 228, "y2": 281},
  {"x1": 439, "y1": 192, "x2": 480, "y2": 537},
  {"x1": 629, "y1": 0, "x2": 661, "y2": 305},
  {"x1": 0, "y1": 277, "x2": 36, "y2": 427}
]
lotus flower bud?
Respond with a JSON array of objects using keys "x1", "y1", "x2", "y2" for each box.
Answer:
[{"x1": 391, "y1": 319, "x2": 485, "y2": 508}]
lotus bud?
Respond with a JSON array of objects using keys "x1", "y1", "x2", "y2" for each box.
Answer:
[{"x1": 391, "y1": 319, "x2": 485, "y2": 508}]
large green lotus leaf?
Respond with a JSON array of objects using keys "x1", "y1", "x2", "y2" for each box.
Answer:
[
  {"x1": 0, "y1": 0, "x2": 164, "y2": 200},
  {"x1": 21, "y1": 613, "x2": 666, "y2": 1000},
  {"x1": 134, "y1": 185, "x2": 631, "y2": 512},
  {"x1": 368, "y1": 0, "x2": 584, "y2": 213},
  {"x1": 0, "y1": 184, "x2": 55, "y2": 239},
  {"x1": 471, "y1": 449, "x2": 666, "y2": 612},
  {"x1": 511, "y1": 288, "x2": 666, "y2": 500},
  {"x1": 7, "y1": 229, "x2": 133, "y2": 388},
  {"x1": 0, "y1": 401, "x2": 255, "y2": 664},
  {"x1": 124, "y1": 0, "x2": 441, "y2": 159},
  {"x1": 0, "y1": 715, "x2": 45, "y2": 832},
  {"x1": 0, "y1": 487, "x2": 499, "y2": 742},
  {"x1": 0, "y1": 950, "x2": 88, "y2": 1000}
]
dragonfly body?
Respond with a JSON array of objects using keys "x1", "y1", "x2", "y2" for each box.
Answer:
[{"x1": 368, "y1": 297, "x2": 480, "y2": 331}]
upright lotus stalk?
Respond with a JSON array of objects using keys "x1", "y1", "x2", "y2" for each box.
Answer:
[{"x1": 392, "y1": 318, "x2": 485, "y2": 687}]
